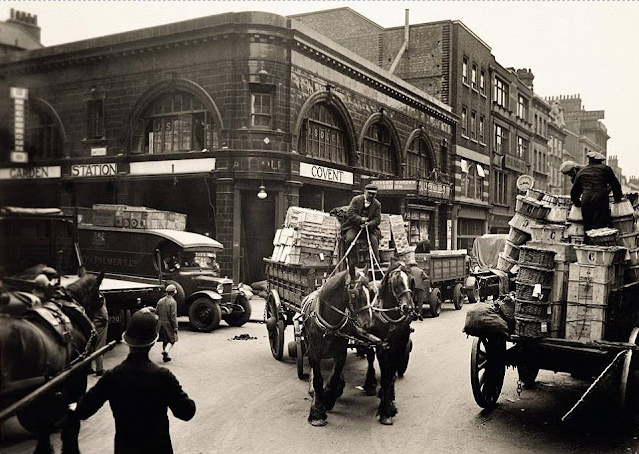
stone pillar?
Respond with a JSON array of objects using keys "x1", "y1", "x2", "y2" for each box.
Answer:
[
  {"x1": 432, "y1": 204, "x2": 440, "y2": 250},
  {"x1": 215, "y1": 178, "x2": 235, "y2": 278}
]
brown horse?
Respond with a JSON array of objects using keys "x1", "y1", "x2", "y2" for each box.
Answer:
[
  {"x1": 362, "y1": 263, "x2": 415, "y2": 425},
  {"x1": 303, "y1": 267, "x2": 379, "y2": 426},
  {"x1": 0, "y1": 272, "x2": 103, "y2": 454}
]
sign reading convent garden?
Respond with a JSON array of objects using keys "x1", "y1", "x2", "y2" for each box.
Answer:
[{"x1": 299, "y1": 162, "x2": 353, "y2": 185}]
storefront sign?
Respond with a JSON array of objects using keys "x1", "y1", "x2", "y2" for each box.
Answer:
[
  {"x1": 0, "y1": 166, "x2": 61, "y2": 180},
  {"x1": 91, "y1": 147, "x2": 107, "y2": 157},
  {"x1": 504, "y1": 154, "x2": 527, "y2": 174},
  {"x1": 418, "y1": 180, "x2": 451, "y2": 201},
  {"x1": 231, "y1": 157, "x2": 285, "y2": 173},
  {"x1": 11, "y1": 88, "x2": 28, "y2": 161},
  {"x1": 371, "y1": 180, "x2": 418, "y2": 192},
  {"x1": 71, "y1": 163, "x2": 118, "y2": 177},
  {"x1": 130, "y1": 158, "x2": 216, "y2": 176},
  {"x1": 565, "y1": 110, "x2": 604, "y2": 121},
  {"x1": 299, "y1": 162, "x2": 353, "y2": 185}
]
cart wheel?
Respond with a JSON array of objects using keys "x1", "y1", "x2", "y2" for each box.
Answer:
[
  {"x1": 294, "y1": 319, "x2": 306, "y2": 380},
  {"x1": 470, "y1": 336, "x2": 506, "y2": 410},
  {"x1": 429, "y1": 288, "x2": 442, "y2": 318},
  {"x1": 265, "y1": 289, "x2": 285, "y2": 360},
  {"x1": 620, "y1": 327, "x2": 639, "y2": 411},
  {"x1": 453, "y1": 283, "x2": 464, "y2": 310},
  {"x1": 397, "y1": 338, "x2": 413, "y2": 378},
  {"x1": 517, "y1": 363, "x2": 540, "y2": 389},
  {"x1": 467, "y1": 283, "x2": 480, "y2": 304}
]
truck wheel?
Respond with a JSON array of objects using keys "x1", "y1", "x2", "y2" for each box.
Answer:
[
  {"x1": 429, "y1": 288, "x2": 442, "y2": 318},
  {"x1": 223, "y1": 295, "x2": 252, "y2": 327},
  {"x1": 188, "y1": 297, "x2": 222, "y2": 332},
  {"x1": 453, "y1": 283, "x2": 464, "y2": 310}
]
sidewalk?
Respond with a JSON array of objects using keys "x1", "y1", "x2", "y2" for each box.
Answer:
[{"x1": 248, "y1": 296, "x2": 266, "y2": 323}]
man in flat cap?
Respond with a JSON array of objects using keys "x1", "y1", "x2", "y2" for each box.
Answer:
[
  {"x1": 559, "y1": 160, "x2": 583, "y2": 184},
  {"x1": 571, "y1": 151, "x2": 623, "y2": 238},
  {"x1": 342, "y1": 183, "x2": 382, "y2": 264}
]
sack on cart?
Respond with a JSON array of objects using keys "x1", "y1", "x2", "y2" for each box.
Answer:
[{"x1": 463, "y1": 296, "x2": 515, "y2": 338}]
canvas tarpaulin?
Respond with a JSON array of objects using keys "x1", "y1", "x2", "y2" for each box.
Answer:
[{"x1": 470, "y1": 234, "x2": 508, "y2": 270}]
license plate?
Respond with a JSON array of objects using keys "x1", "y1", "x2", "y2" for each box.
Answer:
[{"x1": 109, "y1": 315, "x2": 122, "y2": 324}]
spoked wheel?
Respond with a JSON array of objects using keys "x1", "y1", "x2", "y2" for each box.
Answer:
[
  {"x1": 620, "y1": 327, "x2": 639, "y2": 411},
  {"x1": 429, "y1": 288, "x2": 442, "y2": 318},
  {"x1": 294, "y1": 319, "x2": 306, "y2": 380},
  {"x1": 453, "y1": 283, "x2": 464, "y2": 310},
  {"x1": 265, "y1": 289, "x2": 285, "y2": 360},
  {"x1": 470, "y1": 336, "x2": 506, "y2": 410},
  {"x1": 397, "y1": 338, "x2": 413, "y2": 378}
]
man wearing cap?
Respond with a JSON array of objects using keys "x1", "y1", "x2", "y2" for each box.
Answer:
[
  {"x1": 571, "y1": 151, "x2": 623, "y2": 236},
  {"x1": 69, "y1": 310, "x2": 195, "y2": 454},
  {"x1": 156, "y1": 284, "x2": 179, "y2": 363},
  {"x1": 33, "y1": 274, "x2": 54, "y2": 302},
  {"x1": 559, "y1": 160, "x2": 583, "y2": 184},
  {"x1": 342, "y1": 184, "x2": 382, "y2": 264}
]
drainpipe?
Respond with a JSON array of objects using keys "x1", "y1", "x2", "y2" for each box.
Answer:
[{"x1": 389, "y1": 9, "x2": 410, "y2": 75}]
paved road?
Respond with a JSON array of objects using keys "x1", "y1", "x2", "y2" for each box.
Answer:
[{"x1": 2, "y1": 299, "x2": 638, "y2": 454}]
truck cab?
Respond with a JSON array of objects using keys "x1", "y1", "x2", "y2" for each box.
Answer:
[{"x1": 78, "y1": 225, "x2": 251, "y2": 331}]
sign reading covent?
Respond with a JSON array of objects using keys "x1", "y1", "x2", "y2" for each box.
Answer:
[{"x1": 299, "y1": 162, "x2": 353, "y2": 185}]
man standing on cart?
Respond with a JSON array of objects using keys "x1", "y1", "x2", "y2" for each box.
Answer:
[
  {"x1": 570, "y1": 151, "x2": 623, "y2": 239},
  {"x1": 342, "y1": 184, "x2": 382, "y2": 265}
]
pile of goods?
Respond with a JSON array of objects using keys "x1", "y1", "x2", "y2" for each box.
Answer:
[
  {"x1": 89, "y1": 204, "x2": 187, "y2": 231},
  {"x1": 493, "y1": 188, "x2": 639, "y2": 341},
  {"x1": 270, "y1": 207, "x2": 340, "y2": 266}
]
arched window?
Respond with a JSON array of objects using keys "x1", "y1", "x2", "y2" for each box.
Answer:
[
  {"x1": 299, "y1": 103, "x2": 348, "y2": 165},
  {"x1": 25, "y1": 103, "x2": 63, "y2": 160},
  {"x1": 362, "y1": 123, "x2": 396, "y2": 175},
  {"x1": 132, "y1": 91, "x2": 219, "y2": 154},
  {"x1": 406, "y1": 136, "x2": 433, "y2": 178}
]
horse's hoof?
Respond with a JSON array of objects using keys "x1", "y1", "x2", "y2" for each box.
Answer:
[
  {"x1": 379, "y1": 416, "x2": 394, "y2": 425},
  {"x1": 309, "y1": 419, "x2": 327, "y2": 427}
]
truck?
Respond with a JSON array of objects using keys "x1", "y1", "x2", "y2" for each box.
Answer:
[
  {"x1": 76, "y1": 224, "x2": 251, "y2": 331},
  {"x1": 0, "y1": 207, "x2": 162, "y2": 341}
]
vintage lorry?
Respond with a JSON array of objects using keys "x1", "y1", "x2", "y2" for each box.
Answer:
[
  {"x1": 0, "y1": 207, "x2": 162, "y2": 341},
  {"x1": 77, "y1": 224, "x2": 251, "y2": 331}
]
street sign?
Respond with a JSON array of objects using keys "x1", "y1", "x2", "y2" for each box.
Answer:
[{"x1": 10, "y1": 87, "x2": 28, "y2": 100}]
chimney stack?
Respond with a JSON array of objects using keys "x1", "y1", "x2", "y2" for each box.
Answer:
[{"x1": 7, "y1": 8, "x2": 41, "y2": 43}]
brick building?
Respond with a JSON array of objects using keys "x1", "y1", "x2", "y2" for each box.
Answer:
[
  {"x1": 292, "y1": 8, "x2": 493, "y2": 249},
  {"x1": 546, "y1": 99, "x2": 568, "y2": 194},
  {"x1": 0, "y1": 11, "x2": 455, "y2": 283},
  {"x1": 0, "y1": 9, "x2": 43, "y2": 56}
]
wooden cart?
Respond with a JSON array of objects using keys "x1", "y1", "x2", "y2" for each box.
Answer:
[
  {"x1": 469, "y1": 282, "x2": 639, "y2": 413},
  {"x1": 415, "y1": 250, "x2": 469, "y2": 318}
]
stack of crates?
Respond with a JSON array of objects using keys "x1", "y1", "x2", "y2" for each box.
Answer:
[{"x1": 565, "y1": 245, "x2": 627, "y2": 342}]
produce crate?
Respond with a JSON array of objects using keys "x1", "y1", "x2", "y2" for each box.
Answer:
[
  {"x1": 496, "y1": 253, "x2": 518, "y2": 274},
  {"x1": 517, "y1": 264, "x2": 554, "y2": 287},
  {"x1": 503, "y1": 240, "x2": 521, "y2": 261},
  {"x1": 530, "y1": 224, "x2": 565, "y2": 243},
  {"x1": 567, "y1": 280, "x2": 612, "y2": 305},
  {"x1": 525, "y1": 188, "x2": 545, "y2": 201},
  {"x1": 610, "y1": 199, "x2": 635, "y2": 218},
  {"x1": 549, "y1": 301, "x2": 566, "y2": 338},
  {"x1": 567, "y1": 206, "x2": 583, "y2": 222},
  {"x1": 519, "y1": 246, "x2": 556, "y2": 269},
  {"x1": 546, "y1": 206, "x2": 570, "y2": 224},
  {"x1": 526, "y1": 241, "x2": 576, "y2": 263},
  {"x1": 515, "y1": 316, "x2": 550, "y2": 338},
  {"x1": 508, "y1": 227, "x2": 530, "y2": 246},
  {"x1": 515, "y1": 298, "x2": 551, "y2": 318},
  {"x1": 515, "y1": 282, "x2": 551, "y2": 301},
  {"x1": 564, "y1": 222, "x2": 584, "y2": 238},
  {"x1": 574, "y1": 245, "x2": 626, "y2": 267},
  {"x1": 264, "y1": 260, "x2": 334, "y2": 302},
  {"x1": 587, "y1": 228, "x2": 619, "y2": 247},
  {"x1": 565, "y1": 302, "x2": 607, "y2": 342},
  {"x1": 508, "y1": 213, "x2": 539, "y2": 236},
  {"x1": 568, "y1": 262, "x2": 624, "y2": 288},
  {"x1": 515, "y1": 195, "x2": 551, "y2": 220},
  {"x1": 618, "y1": 232, "x2": 639, "y2": 249},
  {"x1": 611, "y1": 216, "x2": 636, "y2": 235}
]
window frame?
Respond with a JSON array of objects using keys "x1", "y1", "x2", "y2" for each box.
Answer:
[
  {"x1": 494, "y1": 124, "x2": 508, "y2": 154},
  {"x1": 479, "y1": 69, "x2": 486, "y2": 96},
  {"x1": 461, "y1": 106, "x2": 468, "y2": 138},
  {"x1": 300, "y1": 102, "x2": 349, "y2": 165},
  {"x1": 517, "y1": 94, "x2": 529, "y2": 120},
  {"x1": 517, "y1": 135, "x2": 528, "y2": 160},
  {"x1": 493, "y1": 169, "x2": 508, "y2": 206},
  {"x1": 479, "y1": 115, "x2": 485, "y2": 144},
  {"x1": 494, "y1": 76, "x2": 509, "y2": 109},
  {"x1": 362, "y1": 122, "x2": 396, "y2": 175},
  {"x1": 86, "y1": 98, "x2": 105, "y2": 140},
  {"x1": 470, "y1": 110, "x2": 477, "y2": 141},
  {"x1": 471, "y1": 64, "x2": 478, "y2": 91},
  {"x1": 462, "y1": 56, "x2": 469, "y2": 86},
  {"x1": 250, "y1": 84, "x2": 274, "y2": 129}
]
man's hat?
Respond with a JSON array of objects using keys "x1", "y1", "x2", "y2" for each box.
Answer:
[
  {"x1": 165, "y1": 284, "x2": 177, "y2": 294},
  {"x1": 364, "y1": 184, "x2": 378, "y2": 193},
  {"x1": 122, "y1": 311, "x2": 158, "y2": 347},
  {"x1": 559, "y1": 161, "x2": 578, "y2": 174},
  {"x1": 586, "y1": 151, "x2": 606, "y2": 162}
]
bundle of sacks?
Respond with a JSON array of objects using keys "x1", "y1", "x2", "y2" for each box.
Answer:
[{"x1": 463, "y1": 294, "x2": 516, "y2": 339}]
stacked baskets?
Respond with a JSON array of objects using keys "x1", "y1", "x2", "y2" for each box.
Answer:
[
  {"x1": 565, "y1": 205, "x2": 585, "y2": 244},
  {"x1": 514, "y1": 246, "x2": 557, "y2": 338}
]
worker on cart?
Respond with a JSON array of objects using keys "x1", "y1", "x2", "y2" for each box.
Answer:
[
  {"x1": 559, "y1": 160, "x2": 583, "y2": 184},
  {"x1": 342, "y1": 184, "x2": 382, "y2": 264},
  {"x1": 570, "y1": 151, "x2": 623, "y2": 238}
]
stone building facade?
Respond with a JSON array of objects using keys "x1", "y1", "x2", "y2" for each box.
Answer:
[{"x1": 0, "y1": 11, "x2": 454, "y2": 283}]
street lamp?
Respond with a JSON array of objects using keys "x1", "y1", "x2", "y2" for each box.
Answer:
[{"x1": 257, "y1": 180, "x2": 267, "y2": 200}]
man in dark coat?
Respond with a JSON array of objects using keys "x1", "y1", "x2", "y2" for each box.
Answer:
[
  {"x1": 570, "y1": 151, "x2": 623, "y2": 237},
  {"x1": 342, "y1": 184, "x2": 382, "y2": 263},
  {"x1": 70, "y1": 310, "x2": 196, "y2": 454}
]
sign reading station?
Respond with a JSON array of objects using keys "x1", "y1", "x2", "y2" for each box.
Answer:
[
  {"x1": 71, "y1": 163, "x2": 118, "y2": 177},
  {"x1": 299, "y1": 162, "x2": 353, "y2": 185}
]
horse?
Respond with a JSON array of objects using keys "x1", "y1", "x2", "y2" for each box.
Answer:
[
  {"x1": 302, "y1": 267, "x2": 381, "y2": 426},
  {"x1": 362, "y1": 262, "x2": 415, "y2": 425},
  {"x1": 0, "y1": 272, "x2": 104, "y2": 454}
]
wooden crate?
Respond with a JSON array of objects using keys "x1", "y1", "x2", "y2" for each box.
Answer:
[
  {"x1": 567, "y1": 280, "x2": 612, "y2": 305},
  {"x1": 527, "y1": 241, "x2": 577, "y2": 263},
  {"x1": 565, "y1": 303, "x2": 607, "y2": 342},
  {"x1": 549, "y1": 260, "x2": 569, "y2": 303},
  {"x1": 568, "y1": 262, "x2": 624, "y2": 287},
  {"x1": 549, "y1": 301, "x2": 566, "y2": 338}
]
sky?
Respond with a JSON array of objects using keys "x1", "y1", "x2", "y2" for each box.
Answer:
[{"x1": 3, "y1": 1, "x2": 639, "y2": 178}]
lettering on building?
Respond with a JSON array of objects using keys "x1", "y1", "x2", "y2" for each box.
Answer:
[
  {"x1": 299, "y1": 162, "x2": 353, "y2": 185},
  {"x1": 0, "y1": 166, "x2": 61, "y2": 180},
  {"x1": 71, "y1": 163, "x2": 118, "y2": 177}
]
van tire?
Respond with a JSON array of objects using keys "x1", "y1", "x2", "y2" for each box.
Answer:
[
  {"x1": 223, "y1": 295, "x2": 252, "y2": 327},
  {"x1": 166, "y1": 280, "x2": 186, "y2": 312},
  {"x1": 188, "y1": 297, "x2": 222, "y2": 332}
]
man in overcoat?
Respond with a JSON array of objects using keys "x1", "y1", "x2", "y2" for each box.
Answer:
[
  {"x1": 342, "y1": 184, "x2": 382, "y2": 264},
  {"x1": 570, "y1": 151, "x2": 623, "y2": 237},
  {"x1": 69, "y1": 310, "x2": 196, "y2": 454}
]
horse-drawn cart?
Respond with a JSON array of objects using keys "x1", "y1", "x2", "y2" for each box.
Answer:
[
  {"x1": 415, "y1": 250, "x2": 469, "y2": 318},
  {"x1": 470, "y1": 282, "x2": 639, "y2": 415},
  {"x1": 263, "y1": 258, "x2": 335, "y2": 378}
]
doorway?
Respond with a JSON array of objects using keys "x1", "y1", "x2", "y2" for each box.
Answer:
[{"x1": 240, "y1": 190, "x2": 276, "y2": 284}]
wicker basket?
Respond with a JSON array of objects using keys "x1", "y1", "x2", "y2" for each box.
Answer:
[
  {"x1": 611, "y1": 216, "x2": 636, "y2": 235},
  {"x1": 496, "y1": 253, "x2": 518, "y2": 274},
  {"x1": 508, "y1": 213, "x2": 538, "y2": 236},
  {"x1": 515, "y1": 195, "x2": 551, "y2": 220},
  {"x1": 610, "y1": 199, "x2": 634, "y2": 218},
  {"x1": 517, "y1": 264, "x2": 554, "y2": 287},
  {"x1": 515, "y1": 299, "x2": 551, "y2": 318},
  {"x1": 587, "y1": 228, "x2": 620, "y2": 247},
  {"x1": 515, "y1": 282, "x2": 551, "y2": 301},
  {"x1": 546, "y1": 206, "x2": 569, "y2": 224},
  {"x1": 567, "y1": 206, "x2": 583, "y2": 222},
  {"x1": 556, "y1": 195, "x2": 573, "y2": 208},
  {"x1": 525, "y1": 188, "x2": 545, "y2": 201},
  {"x1": 508, "y1": 227, "x2": 530, "y2": 245},
  {"x1": 564, "y1": 222, "x2": 584, "y2": 238},
  {"x1": 574, "y1": 245, "x2": 625, "y2": 267},
  {"x1": 515, "y1": 316, "x2": 550, "y2": 338},
  {"x1": 519, "y1": 246, "x2": 557, "y2": 269},
  {"x1": 503, "y1": 240, "x2": 521, "y2": 261},
  {"x1": 618, "y1": 232, "x2": 639, "y2": 249}
]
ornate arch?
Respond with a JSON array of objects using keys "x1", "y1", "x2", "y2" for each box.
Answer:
[
  {"x1": 122, "y1": 78, "x2": 224, "y2": 152},
  {"x1": 294, "y1": 90, "x2": 358, "y2": 165},
  {"x1": 31, "y1": 97, "x2": 68, "y2": 144},
  {"x1": 404, "y1": 128, "x2": 437, "y2": 172},
  {"x1": 358, "y1": 112, "x2": 403, "y2": 176}
]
